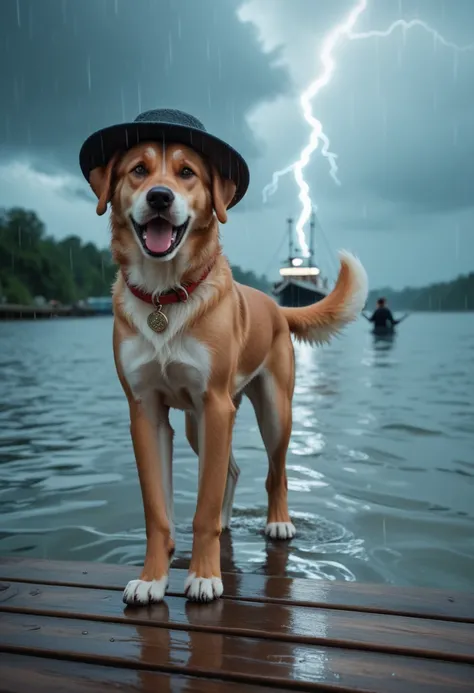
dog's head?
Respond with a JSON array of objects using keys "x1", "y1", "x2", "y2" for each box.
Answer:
[{"x1": 89, "y1": 142, "x2": 236, "y2": 268}]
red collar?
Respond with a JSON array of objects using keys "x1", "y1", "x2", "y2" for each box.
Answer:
[{"x1": 123, "y1": 259, "x2": 216, "y2": 307}]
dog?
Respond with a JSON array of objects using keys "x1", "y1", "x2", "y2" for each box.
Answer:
[{"x1": 88, "y1": 139, "x2": 368, "y2": 605}]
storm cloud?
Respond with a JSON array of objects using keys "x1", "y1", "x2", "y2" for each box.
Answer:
[
  {"x1": 0, "y1": 0, "x2": 473, "y2": 289},
  {"x1": 0, "y1": 0, "x2": 288, "y2": 195}
]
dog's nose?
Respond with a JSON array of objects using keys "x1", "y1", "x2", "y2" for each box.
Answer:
[{"x1": 146, "y1": 186, "x2": 175, "y2": 210}]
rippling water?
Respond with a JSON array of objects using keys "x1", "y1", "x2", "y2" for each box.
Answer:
[{"x1": 1, "y1": 314, "x2": 473, "y2": 589}]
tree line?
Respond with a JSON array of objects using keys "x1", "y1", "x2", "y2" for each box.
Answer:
[
  {"x1": 0, "y1": 207, "x2": 270, "y2": 304},
  {"x1": 367, "y1": 273, "x2": 474, "y2": 312}
]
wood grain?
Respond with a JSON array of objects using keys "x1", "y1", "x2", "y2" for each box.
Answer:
[
  {"x1": 1, "y1": 556, "x2": 473, "y2": 692},
  {"x1": 1, "y1": 612, "x2": 473, "y2": 692},
  {"x1": 0, "y1": 653, "x2": 282, "y2": 693},
  {"x1": 1, "y1": 556, "x2": 472, "y2": 622},
  {"x1": 0, "y1": 580, "x2": 473, "y2": 664}
]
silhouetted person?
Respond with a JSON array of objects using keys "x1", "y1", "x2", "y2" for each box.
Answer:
[{"x1": 364, "y1": 298, "x2": 400, "y2": 329}]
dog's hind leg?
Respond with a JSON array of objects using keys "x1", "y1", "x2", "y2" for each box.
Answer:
[
  {"x1": 221, "y1": 392, "x2": 242, "y2": 528},
  {"x1": 221, "y1": 451, "x2": 240, "y2": 530},
  {"x1": 185, "y1": 411, "x2": 240, "y2": 530},
  {"x1": 245, "y1": 336, "x2": 296, "y2": 540}
]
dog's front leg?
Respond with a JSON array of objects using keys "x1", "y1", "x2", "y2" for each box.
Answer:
[
  {"x1": 123, "y1": 398, "x2": 174, "y2": 606},
  {"x1": 185, "y1": 392, "x2": 235, "y2": 602}
]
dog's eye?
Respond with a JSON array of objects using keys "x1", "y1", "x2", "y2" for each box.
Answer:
[
  {"x1": 179, "y1": 166, "x2": 194, "y2": 179},
  {"x1": 132, "y1": 164, "x2": 148, "y2": 177}
]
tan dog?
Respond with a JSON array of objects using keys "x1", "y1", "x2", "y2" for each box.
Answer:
[{"x1": 88, "y1": 140, "x2": 368, "y2": 605}]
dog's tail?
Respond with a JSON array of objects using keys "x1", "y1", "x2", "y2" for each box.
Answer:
[{"x1": 281, "y1": 251, "x2": 368, "y2": 346}]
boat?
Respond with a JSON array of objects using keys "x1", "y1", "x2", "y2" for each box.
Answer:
[{"x1": 273, "y1": 213, "x2": 329, "y2": 308}]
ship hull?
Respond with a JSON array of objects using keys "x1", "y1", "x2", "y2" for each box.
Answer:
[{"x1": 273, "y1": 279, "x2": 326, "y2": 308}]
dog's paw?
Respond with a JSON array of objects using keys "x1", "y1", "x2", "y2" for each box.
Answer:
[
  {"x1": 122, "y1": 577, "x2": 168, "y2": 606},
  {"x1": 265, "y1": 521, "x2": 296, "y2": 540},
  {"x1": 184, "y1": 572, "x2": 223, "y2": 603}
]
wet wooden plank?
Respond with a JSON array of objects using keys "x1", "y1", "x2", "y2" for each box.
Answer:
[
  {"x1": 1, "y1": 612, "x2": 473, "y2": 692},
  {"x1": 0, "y1": 580, "x2": 473, "y2": 664},
  {"x1": 0, "y1": 653, "x2": 279, "y2": 693},
  {"x1": 1, "y1": 556, "x2": 472, "y2": 623}
]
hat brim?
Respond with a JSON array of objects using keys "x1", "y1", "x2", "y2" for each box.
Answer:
[{"x1": 79, "y1": 121, "x2": 249, "y2": 209}]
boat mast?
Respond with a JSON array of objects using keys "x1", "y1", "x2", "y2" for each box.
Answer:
[
  {"x1": 309, "y1": 210, "x2": 316, "y2": 267},
  {"x1": 287, "y1": 217, "x2": 294, "y2": 264}
]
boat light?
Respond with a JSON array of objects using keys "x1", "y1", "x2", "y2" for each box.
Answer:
[
  {"x1": 279, "y1": 267, "x2": 320, "y2": 277},
  {"x1": 291, "y1": 258, "x2": 304, "y2": 267}
]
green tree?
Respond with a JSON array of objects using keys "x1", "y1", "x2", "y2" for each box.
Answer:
[
  {"x1": 232, "y1": 266, "x2": 271, "y2": 294},
  {"x1": 1, "y1": 275, "x2": 32, "y2": 304},
  {"x1": 0, "y1": 207, "x2": 272, "y2": 305},
  {"x1": 0, "y1": 207, "x2": 116, "y2": 304}
]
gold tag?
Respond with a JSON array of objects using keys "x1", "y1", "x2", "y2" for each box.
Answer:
[{"x1": 147, "y1": 306, "x2": 168, "y2": 333}]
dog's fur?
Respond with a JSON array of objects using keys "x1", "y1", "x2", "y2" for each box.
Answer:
[{"x1": 89, "y1": 141, "x2": 368, "y2": 604}]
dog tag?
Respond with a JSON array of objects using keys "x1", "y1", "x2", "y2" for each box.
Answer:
[{"x1": 147, "y1": 306, "x2": 168, "y2": 333}]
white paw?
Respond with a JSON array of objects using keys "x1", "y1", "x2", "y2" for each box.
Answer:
[
  {"x1": 122, "y1": 577, "x2": 168, "y2": 605},
  {"x1": 184, "y1": 572, "x2": 223, "y2": 602},
  {"x1": 265, "y1": 521, "x2": 296, "y2": 540}
]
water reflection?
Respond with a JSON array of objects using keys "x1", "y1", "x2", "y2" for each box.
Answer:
[
  {"x1": 128, "y1": 550, "x2": 329, "y2": 690},
  {"x1": 363, "y1": 334, "x2": 396, "y2": 369},
  {"x1": 372, "y1": 331, "x2": 396, "y2": 349},
  {"x1": 128, "y1": 596, "x2": 330, "y2": 690}
]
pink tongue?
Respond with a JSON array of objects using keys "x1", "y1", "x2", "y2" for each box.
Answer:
[{"x1": 144, "y1": 218, "x2": 174, "y2": 253}]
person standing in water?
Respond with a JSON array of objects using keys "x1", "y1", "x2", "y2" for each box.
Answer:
[{"x1": 363, "y1": 298, "x2": 407, "y2": 330}]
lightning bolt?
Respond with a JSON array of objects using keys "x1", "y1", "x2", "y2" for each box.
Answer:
[{"x1": 263, "y1": 0, "x2": 474, "y2": 258}]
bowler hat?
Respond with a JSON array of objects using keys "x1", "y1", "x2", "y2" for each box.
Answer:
[{"x1": 79, "y1": 108, "x2": 249, "y2": 209}]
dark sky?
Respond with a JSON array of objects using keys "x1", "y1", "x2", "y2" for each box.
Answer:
[{"x1": 1, "y1": 0, "x2": 473, "y2": 289}]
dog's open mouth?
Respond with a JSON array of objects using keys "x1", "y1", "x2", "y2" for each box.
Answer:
[{"x1": 131, "y1": 216, "x2": 189, "y2": 257}]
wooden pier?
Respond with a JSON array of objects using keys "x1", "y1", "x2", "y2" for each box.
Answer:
[
  {"x1": 0, "y1": 303, "x2": 100, "y2": 320},
  {"x1": 0, "y1": 303, "x2": 112, "y2": 320},
  {"x1": 0, "y1": 556, "x2": 473, "y2": 692}
]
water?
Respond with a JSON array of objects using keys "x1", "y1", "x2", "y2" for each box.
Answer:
[{"x1": 0, "y1": 314, "x2": 473, "y2": 589}]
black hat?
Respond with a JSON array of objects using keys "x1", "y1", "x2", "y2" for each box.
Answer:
[{"x1": 79, "y1": 108, "x2": 249, "y2": 209}]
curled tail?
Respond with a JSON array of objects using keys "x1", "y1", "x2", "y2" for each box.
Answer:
[{"x1": 282, "y1": 251, "x2": 368, "y2": 345}]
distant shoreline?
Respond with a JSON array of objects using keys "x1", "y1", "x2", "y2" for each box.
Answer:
[
  {"x1": 1, "y1": 304, "x2": 473, "y2": 322},
  {"x1": 0, "y1": 303, "x2": 112, "y2": 321}
]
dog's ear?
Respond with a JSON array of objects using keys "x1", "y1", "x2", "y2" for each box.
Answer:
[
  {"x1": 211, "y1": 166, "x2": 236, "y2": 224},
  {"x1": 89, "y1": 153, "x2": 119, "y2": 216}
]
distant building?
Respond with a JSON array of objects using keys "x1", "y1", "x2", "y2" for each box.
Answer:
[{"x1": 86, "y1": 296, "x2": 113, "y2": 315}]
